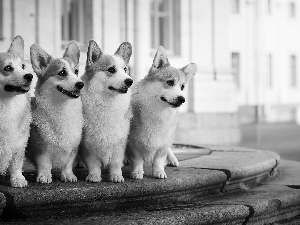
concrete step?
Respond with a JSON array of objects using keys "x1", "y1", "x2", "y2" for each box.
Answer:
[
  {"x1": 1, "y1": 145, "x2": 299, "y2": 224},
  {"x1": 4, "y1": 183, "x2": 300, "y2": 225}
]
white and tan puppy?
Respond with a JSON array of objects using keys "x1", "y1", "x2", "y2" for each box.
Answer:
[
  {"x1": 26, "y1": 41, "x2": 84, "y2": 183},
  {"x1": 127, "y1": 46, "x2": 197, "y2": 179},
  {"x1": 0, "y1": 35, "x2": 33, "y2": 187},
  {"x1": 80, "y1": 40, "x2": 133, "y2": 183}
]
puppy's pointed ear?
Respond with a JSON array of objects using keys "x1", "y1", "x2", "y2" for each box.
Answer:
[
  {"x1": 30, "y1": 44, "x2": 53, "y2": 77},
  {"x1": 115, "y1": 42, "x2": 132, "y2": 64},
  {"x1": 86, "y1": 40, "x2": 102, "y2": 68},
  {"x1": 8, "y1": 35, "x2": 24, "y2": 60},
  {"x1": 152, "y1": 46, "x2": 169, "y2": 69},
  {"x1": 63, "y1": 41, "x2": 80, "y2": 65},
  {"x1": 181, "y1": 63, "x2": 197, "y2": 82}
]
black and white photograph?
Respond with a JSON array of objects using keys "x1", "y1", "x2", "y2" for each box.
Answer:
[{"x1": 0, "y1": 0, "x2": 300, "y2": 224}]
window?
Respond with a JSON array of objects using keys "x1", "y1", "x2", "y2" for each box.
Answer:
[
  {"x1": 150, "y1": 0, "x2": 181, "y2": 55},
  {"x1": 0, "y1": 0, "x2": 3, "y2": 40},
  {"x1": 290, "y1": 55, "x2": 297, "y2": 87},
  {"x1": 231, "y1": 0, "x2": 240, "y2": 14},
  {"x1": 267, "y1": 54, "x2": 273, "y2": 88},
  {"x1": 231, "y1": 52, "x2": 240, "y2": 88},
  {"x1": 267, "y1": 0, "x2": 272, "y2": 15},
  {"x1": 61, "y1": 0, "x2": 92, "y2": 46},
  {"x1": 289, "y1": 2, "x2": 296, "y2": 18}
]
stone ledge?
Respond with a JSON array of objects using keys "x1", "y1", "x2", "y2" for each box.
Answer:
[
  {"x1": 1, "y1": 160, "x2": 298, "y2": 225},
  {"x1": 277, "y1": 215, "x2": 300, "y2": 225},
  {"x1": 0, "y1": 167, "x2": 226, "y2": 221},
  {"x1": 208, "y1": 184, "x2": 300, "y2": 225},
  {"x1": 3, "y1": 203, "x2": 251, "y2": 225},
  {"x1": 5, "y1": 184, "x2": 300, "y2": 225},
  {"x1": 0, "y1": 144, "x2": 283, "y2": 222},
  {"x1": 272, "y1": 159, "x2": 300, "y2": 186},
  {"x1": 179, "y1": 146, "x2": 280, "y2": 192}
]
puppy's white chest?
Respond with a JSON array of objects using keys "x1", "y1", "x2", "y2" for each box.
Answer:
[
  {"x1": 34, "y1": 101, "x2": 83, "y2": 150},
  {"x1": 136, "y1": 106, "x2": 177, "y2": 145},
  {"x1": 0, "y1": 96, "x2": 29, "y2": 133}
]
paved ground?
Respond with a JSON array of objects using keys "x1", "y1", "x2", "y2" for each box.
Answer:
[{"x1": 239, "y1": 122, "x2": 300, "y2": 162}]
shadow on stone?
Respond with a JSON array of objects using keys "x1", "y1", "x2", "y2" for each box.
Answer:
[{"x1": 287, "y1": 185, "x2": 300, "y2": 189}]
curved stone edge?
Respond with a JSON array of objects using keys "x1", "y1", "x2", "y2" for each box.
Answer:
[
  {"x1": 215, "y1": 184, "x2": 300, "y2": 225},
  {"x1": 0, "y1": 167, "x2": 227, "y2": 221},
  {"x1": 178, "y1": 145, "x2": 280, "y2": 192},
  {"x1": 0, "y1": 204, "x2": 251, "y2": 225},
  {"x1": 172, "y1": 143, "x2": 212, "y2": 155},
  {"x1": 1, "y1": 145, "x2": 296, "y2": 224},
  {"x1": 272, "y1": 159, "x2": 300, "y2": 186},
  {"x1": 2, "y1": 159, "x2": 300, "y2": 224},
  {"x1": 276, "y1": 215, "x2": 300, "y2": 225},
  {"x1": 6, "y1": 184, "x2": 300, "y2": 225},
  {"x1": 86, "y1": 184, "x2": 300, "y2": 225},
  {"x1": 0, "y1": 144, "x2": 282, "y2": 220}
]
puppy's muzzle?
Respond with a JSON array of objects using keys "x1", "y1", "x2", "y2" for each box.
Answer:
[
  {"x1": 172, "y1": 96, "x2": 185, "y2": 107},
  {"x1": 176, "y1": 96, "x2": 185, "y2": 105},
  {"x1": 124, "y1": 78, "x2": 133, "y2": 87},
  {"x1": 24, "y1": 73, "x2": 33, "y2": 83},
  {"x1": 108, "y1": 79, "x2": 132, "y2": 94},
  {"x1": 75, "y1": 81, "x2": 84, "y2": 90},
  {"x1": 161, "y1": 96, "x2": 185, "y2": 108}
]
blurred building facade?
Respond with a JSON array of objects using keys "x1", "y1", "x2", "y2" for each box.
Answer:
[
  {"x1": 0, "y1": 0, "x2": 299, "y2": 144},
  {"x1": 233, "y1": 0, "x2": 300, "y2": 124}
]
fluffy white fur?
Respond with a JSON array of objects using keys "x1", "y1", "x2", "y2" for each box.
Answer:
[
  {"x1": 127, "y1": 46, "x2": 197, "y2": 179},
  {"x1": 80, "y1": 40, "x2": 133, "y2": 183},
  {"x1": 0, "y1": 36, "x2": 32, "y2": 187},
  {"x1": 26, "y1": 41, "x2": 84, "y2": 183}
]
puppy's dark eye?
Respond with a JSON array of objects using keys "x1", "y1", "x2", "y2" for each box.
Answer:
[
  {"x1": 181, "y1": 84, "x2": 185, "y2": 90},
  {"x1": 58, "y1": 69, "x2": 67, "y2": 76},
  {"x1": 107, "y1": 67, "x2": 116, "y2": 74},
  {"x1": 75, "y1": 69, "x2": 79, "y2": 75},
  {"x1": 4, "y1": 65, "x2": 13, "y2": 72},
  {"x1": 124, "y1": 67, "x2": 127, "y2": 73},
  {"x1": 166, "y1": 79, "x2": 175, "y2": 86},
  {"x1": 22, "y1": 64, "x2": 25, "y2": 70}
]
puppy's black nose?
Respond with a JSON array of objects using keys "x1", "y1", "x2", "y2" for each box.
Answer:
[
  {"x1": 23, "y1": 73, "x2": 33, "y2": 82},
  {"x1": 177, "y1": 96, "x2": 185, "y2": 104},
  {"x1": 75, "y1": 81, "x2": 84, "y2": 90},
  {"x1": 124, "y1": 78, "x2": 133, "y2": 87}
]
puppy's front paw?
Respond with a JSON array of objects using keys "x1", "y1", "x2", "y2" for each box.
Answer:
[
  {"x1": 167, "y1": 159, "x2": 179, "y2": 167},
  {"x1": 167, "y1": 153, "x2": 179, "y2": 167},
  {"x1": 10, "y1": 175, "x2": 28, "y2": 188},
  {"x1": 130, "y1": 171, "x2": 144, "y2": 179},
  {"x1": 60, "y1": 172, "x2": 77, "y2": 182},
  {"x1": 153, "y1": 171, "x2": 167, "y2": 179},
  {"x1": 37, "y1": 174, "x2": 52, "y2": 184},
  {"x1": 109, "y1": 174, "x2": 124, "y2": 183},
  {"x1": 86, "y1": 173, "x2": 102, "y2": 183}
]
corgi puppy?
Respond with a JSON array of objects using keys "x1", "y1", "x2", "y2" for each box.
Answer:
[
  {"x1": 80, "y1": 40, "x2": 133, "y2": 183},
  {"x1": 26, "y1": 41, "x2": 84, "y2": 183},
  {"x1": 127, "y1": 46, "x2": 197, "y2": 179},
  {"x1": 0, "y1": 35, "x2": 33, "y2": 187}
]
